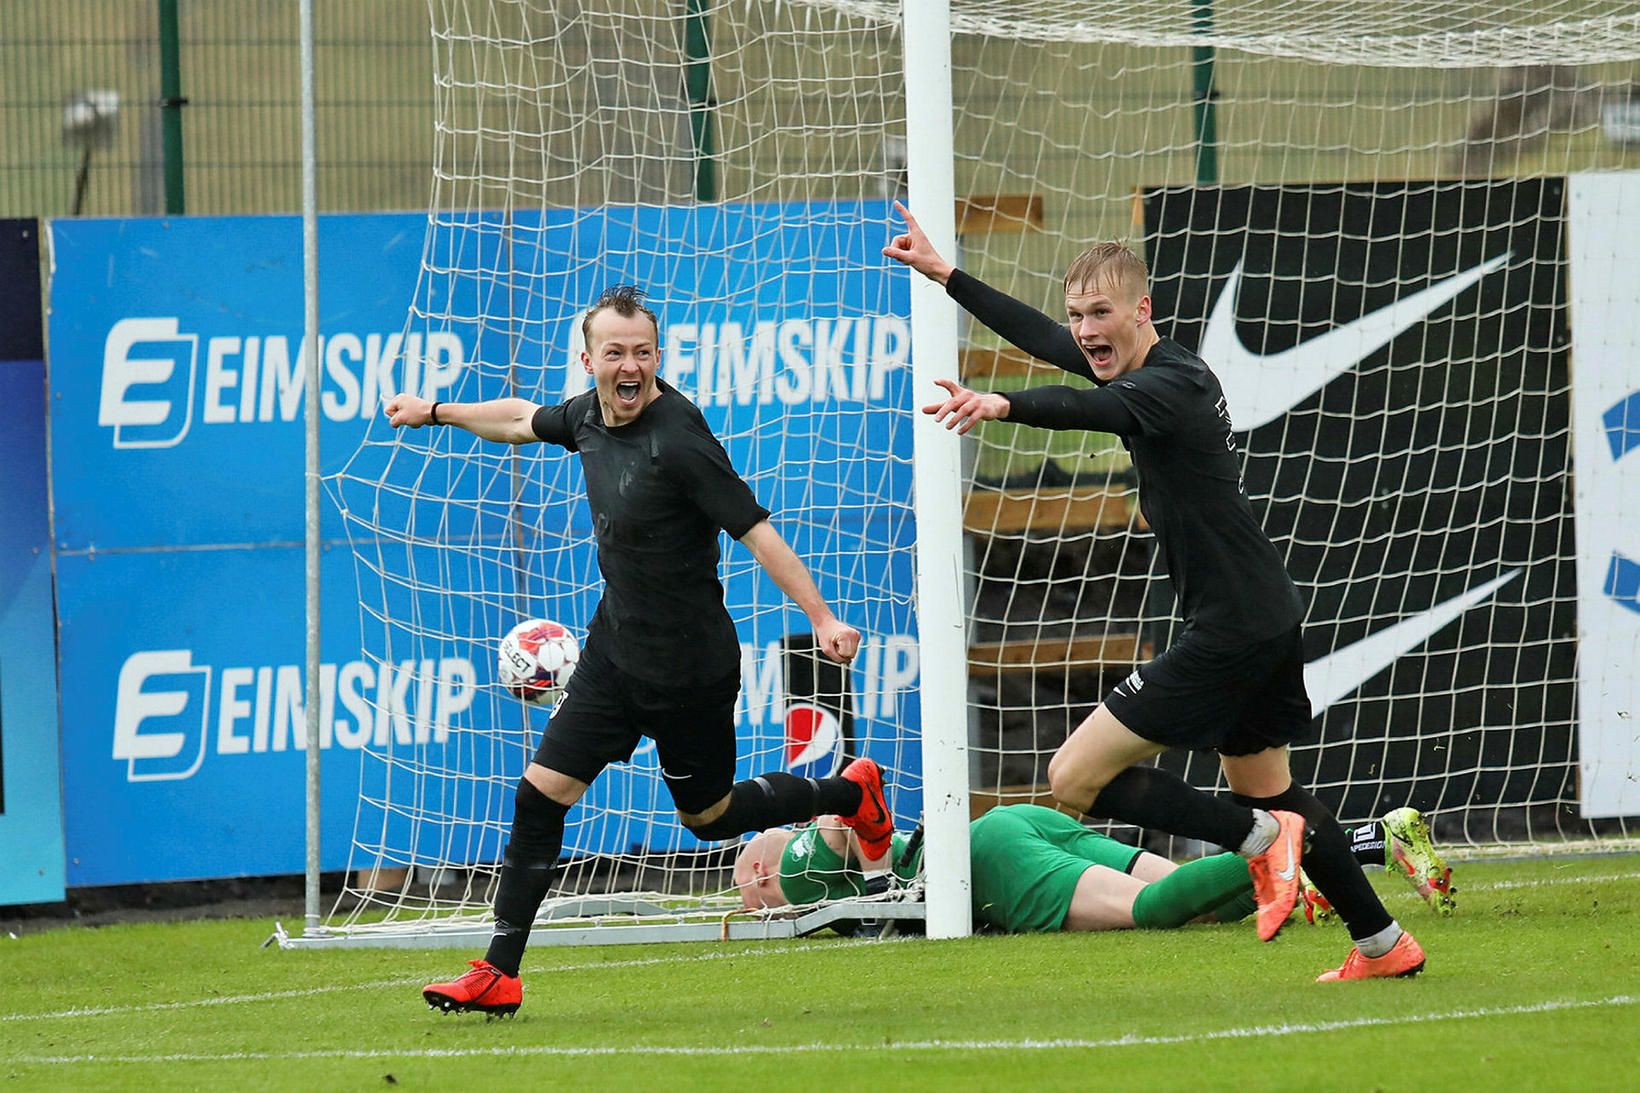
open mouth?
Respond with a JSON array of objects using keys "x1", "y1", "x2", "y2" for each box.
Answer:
[
  {"x1": 1083, "y1": 344, "x2": 1115, "y2": 368},
  {"x1": 615, "y1": 380, "x2": 642, "y2": 404}
]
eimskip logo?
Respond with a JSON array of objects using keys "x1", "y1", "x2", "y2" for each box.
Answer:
[
  {"x1": 109, "y1": 649, "x2": 478, "y2": 784},
  {"x1": 95, "y1": 317, "x2": 466, "y2": 450},
  {"x1": 112, "y1": 650, "x2": 212, "y2": 782},
  {"x1": 98, "y1": 318, "x2": 199, "y2": 449}
]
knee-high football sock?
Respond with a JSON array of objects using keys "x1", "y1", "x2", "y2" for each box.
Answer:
[
  {"x1": 1130, "y1": 853, "x2": 1257, "y2": 929},
  {"x1": 684, "y1": 772, "x2": 863, "y2": 842},
  {"x1": 1345, "y1": 819, "x2": 1388, "y2": 869},
  {"x1": 484, "y1": 779, "x2": 569, "y2": 976},
  {"x1": 1204, "y1": 889, "x2": 1259, "y2": 924},
  {"x1": 1088, "y1": 766, "x2": 1258, "y2": 851},
  {"x1": 1231, "y1": 783, "x2": 1396, "y2": 946}
]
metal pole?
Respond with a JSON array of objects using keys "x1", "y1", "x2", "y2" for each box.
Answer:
[
  {"x1": 902, "y1": 0, "x2": 972, "y2": 940},
  {"x1": 71, "y1": 147, "x2": 93, "y2": 216},
  {"x1": 300, "y1": 0, "x2": 323, "y2": 934},
  {"x1": 158, "y1": 0, "x2": 186, "y2": 213},
  {"x1": 1192, "y1": 2, "x2": 1219, "y2": 185},
  {"x1": 683, "y1": 0, "x2": 717, "y2": 202}
]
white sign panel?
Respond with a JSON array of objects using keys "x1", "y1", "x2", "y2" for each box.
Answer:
[{"x1": 1569, "y1": 172, "x2": 1640, "y2": 818}]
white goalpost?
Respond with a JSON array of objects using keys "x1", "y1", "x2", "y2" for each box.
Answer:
[{"x1": 298, "y1": 0, "x2": 1640, "y2": 950}]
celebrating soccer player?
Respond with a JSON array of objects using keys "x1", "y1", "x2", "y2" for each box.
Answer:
[
  {"x1": 386, "y1": 285, "x2": 886, "y2": 1015},
  {"x1": 883, "y1": 203, "x2": 1425, "y2": 981}
]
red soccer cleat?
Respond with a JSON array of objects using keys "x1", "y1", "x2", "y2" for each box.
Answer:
[
  {"x1": 840, "y1": 757, "x2": 894, "y2": 862},
  {"x1": 423, "y1": 959, "x2": 522, "y2": 1016},
  {"x1": 1316, "y1": 930, "x2": 1427, "y2": 981},
  {"x1": 1246, "y1": 810, "x2": 1305, "y2": 942}
]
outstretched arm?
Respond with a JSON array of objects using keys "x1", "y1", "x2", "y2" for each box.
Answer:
[
  {"x1": 921, "y1": 377, "x2": 1139, "y2": 436},
  {"x1": 384, "y1": 394, "x2": 543, "y2": 445},
  {"x1": 883, "y1": 200, "x2": 1092, "y2": 380},
  {"x1": 738, "y1": 519, "x2": 861, "y2": 664}
]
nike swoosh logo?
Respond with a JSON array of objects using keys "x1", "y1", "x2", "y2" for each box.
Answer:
[
  {"x1": 1275, "y1": 832, "x2": 1297, "y2": 881},
  {"x1": 1304, "y1": 570, "x2": 1522, "y2": 717},
  {"x1": 1204, "y1": 253, "x2": 1512, "y2": 431}
]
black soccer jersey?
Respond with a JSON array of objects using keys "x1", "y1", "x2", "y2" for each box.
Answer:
[
  {"x1": 531, "y1": 379, "x2": 770, "y2": 685},
  {"x1": 947, "y1": 270, "x2": 1304, "y2": 641}
]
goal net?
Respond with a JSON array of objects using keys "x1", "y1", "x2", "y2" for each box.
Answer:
[
  {"x1": 939, "y1": 1, "x2": 1640, "y2": 852},
  {"x1": 320, "y1": 0, "x2": 1640, "y2": 945},
  {"x1": 324, "y1": 0, "x2": 934, "y2": 944}
]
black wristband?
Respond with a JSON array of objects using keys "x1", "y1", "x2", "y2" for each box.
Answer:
[{"x1": 430, "y1": 401, "x2": 442, "y2": 426}]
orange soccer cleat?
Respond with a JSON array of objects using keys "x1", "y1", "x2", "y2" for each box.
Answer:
[
  {"x1": 839, "y1": 757, "x2": 894, "y2": 862},
  {"x1": 423, "y1": 959, "x2": 522, "y2": 1016},
  {"x1": 1316, "y1": 930, "x2": 1427, "y2": 982},
  {"x1": 1246, "y1": 810, "x2": 1305, "y2": 942}
]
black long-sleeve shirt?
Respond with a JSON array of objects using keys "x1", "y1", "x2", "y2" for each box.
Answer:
[
  {"x1": 532, "y1": 379, "x2": 770, "y2": 684},
  {"x1": 947, "y1": 268, "x2": 1304, "y2": 641}
]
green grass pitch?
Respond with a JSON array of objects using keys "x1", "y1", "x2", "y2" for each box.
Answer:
[{"x1": 3, "y1": 855, "x2": 1638, "y2": 1091}]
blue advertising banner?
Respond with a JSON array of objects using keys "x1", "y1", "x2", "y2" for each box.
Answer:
[
  {"x1": 49, "y1": 207, "x2": 918, "y2": 883},
  {"x1": 0, "y1": 218, "x2": 65, "y2": 906},
  {"x1": 55, "y1": 546, "x2": 504, "y2": 885}
]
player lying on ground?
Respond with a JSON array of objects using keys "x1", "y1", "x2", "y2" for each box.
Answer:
[
  {"x1": 885, "y1": 205, "x2": 1423, "y2": 980},
  {"x1": 386, "y1": 285, "x2": 890, "y2": 1016},
  {"x1": 736, "y1": 803, "x2": 1454, "y2": 933}
]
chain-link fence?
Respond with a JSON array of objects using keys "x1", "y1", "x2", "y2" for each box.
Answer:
[{"x1": 0, "y1": 1, "x2": 432, "y2": 217}]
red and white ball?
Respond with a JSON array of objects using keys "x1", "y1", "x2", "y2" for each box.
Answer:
[{"x1": 497, "y1": 619, "x2": 580, "y2": 705}]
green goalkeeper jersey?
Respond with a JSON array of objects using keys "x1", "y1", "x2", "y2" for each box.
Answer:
[{"x1": 777, "y1": 824, "x2": 920, "y2": 906}]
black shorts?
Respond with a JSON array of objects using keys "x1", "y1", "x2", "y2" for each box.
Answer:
[
  {"x1": 1101, "y1": 624, "x2": 1313, "y2": 756},
  {"x1": 532, "y1": 639, "x2": 741, "y2": 815}
]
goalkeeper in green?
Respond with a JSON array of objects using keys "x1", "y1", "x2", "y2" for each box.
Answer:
[
  {"x1": 737, "y1": 804, "x2": 1256, "y2": 931},
  {"x1": 735, "y1": 803, "x2": 1453, "y2": 933}
]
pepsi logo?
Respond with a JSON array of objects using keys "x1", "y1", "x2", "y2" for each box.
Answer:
[{"x1": 784, "y1": 703, "x2": 843, "y2": 775}]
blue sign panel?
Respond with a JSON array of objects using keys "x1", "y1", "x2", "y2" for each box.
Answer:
[
  {"x1": 50, "y1": 206, "x2": 919, "y2": 883},
  {"x1": 0, "y1": 356, "x2": 66, "y2": 905},
  {"x1": 55, "y1": 545, "x2": 519, "y2": 885},
  {"x1": 0, "y1": 218, "x2": 65, "y2": 906},
  {"x1": 49, "y1": 215, "x2": 434, "y2": 551}
]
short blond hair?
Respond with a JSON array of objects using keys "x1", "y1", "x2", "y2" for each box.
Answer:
[{"x1": 1063, "y1": 242, "x2": 1149, "y2": 302}]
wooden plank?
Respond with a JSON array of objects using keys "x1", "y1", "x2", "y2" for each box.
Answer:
[
  {"x1": 956, "y1": 193, "x2": 1045, "y2": 235},
  {"x1": 967, "y1": 633, "x2": 1147, "y2": 673},
  {"x1": 963, "y1": 487, "x2": 1134, "y2": 534},
  {"x1": 958, "y1": 345, "x2": 1057, "y2": 380},
  {"x1": 968, "y1": 785, "x2": 1081, "y2": 821}
]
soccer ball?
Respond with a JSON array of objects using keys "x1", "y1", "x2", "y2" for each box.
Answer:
[{"x1": 497, "y1": 619, "x2": 580, "y2": 705}]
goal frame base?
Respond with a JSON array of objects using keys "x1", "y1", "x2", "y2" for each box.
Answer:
[{"x1": 275, "y1": 897, "x2": 928, "y2": 950}]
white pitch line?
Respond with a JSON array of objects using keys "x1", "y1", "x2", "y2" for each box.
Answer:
[
  {"x1": 1461, "y1": 870, "x2": 1640, "y2": 892},
  {"x1": 0, "y1": 937, "x2": 885, "y2": 1025},
  {"x1": 6, "y1": 995, "x2": 1634, "y2": 1066}
]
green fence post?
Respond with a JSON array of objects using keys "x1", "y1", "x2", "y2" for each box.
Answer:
[
  {"x1": 1192, "y1": 2, "x2": 1219, "y2": 186},
  {"x1": 159, "y1": 0, "x2": 186, "y2": 213},
  {"x1": 684, "y1": 0, "x2": 717, "y2": 202}
]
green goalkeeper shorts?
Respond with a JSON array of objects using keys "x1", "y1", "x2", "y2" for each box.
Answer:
[{"x1": 969, "y1": 804, "x2": 1143, "y2": 933}]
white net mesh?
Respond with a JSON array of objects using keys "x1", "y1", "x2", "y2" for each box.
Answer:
[
  {"x1": 944, "y1": 2, "x2": 1640, "y2": 850},
  {"x1": 328, "y1": 0, "x2": 919, "y2": 937},
  {"x1": 325, "y1": 0, "x2": 1640, "y2": 942}
]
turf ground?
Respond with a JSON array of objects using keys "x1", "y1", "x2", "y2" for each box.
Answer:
[{"x1": 3, "y1": 854, "x2": 1638, "y2": 1091}]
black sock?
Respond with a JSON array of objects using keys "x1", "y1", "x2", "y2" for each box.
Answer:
[
  {"x1": 1086, "y1": 765, "x2": 1258, "y2": 850},
  {"x1": 1232, "y1": 783, "x2": 1393, "y2": 942},
  {"x1": 684, "y1": 771, "x2": 862, "y2": 841},
  {"x1": 484, "y1": 779, "x2": 568, "y2": 976},
  {"x1": 1346, "y1": 819, "x2": 1387, "y2": 869}
]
